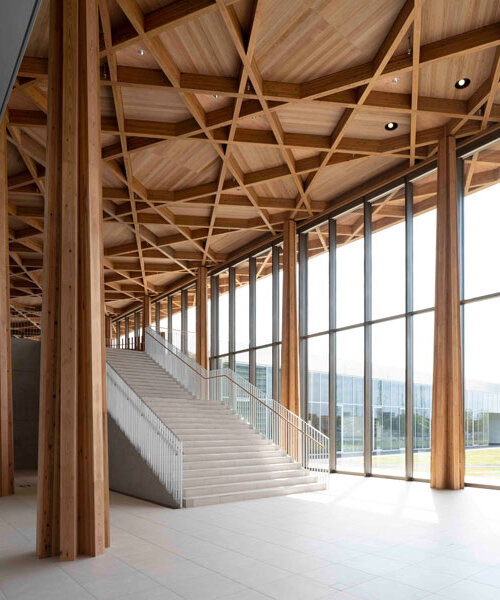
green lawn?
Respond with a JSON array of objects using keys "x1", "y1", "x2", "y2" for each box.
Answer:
[{"x1": 337, "y1": 447, "x2": 500, "y2": 483}]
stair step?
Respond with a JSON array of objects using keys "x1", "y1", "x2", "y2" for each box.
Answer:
[
  {"x1": 183, "y1": 462, "x2": 301, "y2": 479},
  {"x1": 183, "y1": 448, "x2": 285, "y2": 459},
  {"x1": 183, "y1": 468, "x2": 307, "y2": 486},
  {"x1": 183, "y1": 482, "x2": 326, "y2": 508},
  {"x1": 184, "y1": 474, "x2": 317, "y2": 497},
  {"x1": 184, "y1": 456, "x2": 293, "y2": 469},
  {"x1": 181, "y1": 436, "x2": 269, "y2": 445}
]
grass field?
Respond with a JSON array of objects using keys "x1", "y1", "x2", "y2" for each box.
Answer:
[{"x1": 337, "y1": 447, "x2": 500, "y2": 483}]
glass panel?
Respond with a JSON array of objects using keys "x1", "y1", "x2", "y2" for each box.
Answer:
[
  {"x1": 464, "y1": 180, "x2": 500, "y2": 300},
  {"x1": 187, "y1": 286, "x2": 196, "y2": 358},
  {"x1": 307, "y1": 334, "x2": 329, "y2": 436},
  {"x1": 464, "y1": 298, "x2": 500, "y2": 485},
  {"x1": 171, "y1": 292, "x2": 182, "y2": 348},
  {"x1": 336, "y1": 327, "x2": 364, "y2": 472},
  {"x1": 371, "y1": 188, "x2": 405, "y2": 320},
  {"x1": 255, "y1": 249, "x2": 273, "y2": 347},
  {"x1": 336, "y1": 207, "x2": 364, "y2": 328},
  {"x1": 255, "y1": 346, "x2": 273, "y2": 396},
  {"x1": 413, "y1": 172, "x2": 437, "y2": 311},
  {"x1": 308, "y1": 222, "x2": 329, "y2": 335},
  {"x1": 413, "y1": 311, "x2": 433, "y2": 479},
  {"x1": 372, "y1": 318, "x2": 405, "y2": 476},
  {"x1": 234, "y1": 351, "x2": 249, "y2": 382},
  {"x1": 235, "y1": 261, "x2": 249, "y2": 351},
  {"x1": 218, "y1": 270, "x2": 229, "y2": 355}
]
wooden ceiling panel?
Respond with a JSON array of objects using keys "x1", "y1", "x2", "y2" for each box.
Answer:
[
  {"x1": 130, "y1": 139, "x2": 219, "y2": 188},
  {"x1": 345, "y1": 109, "x2": 411, "y2": 141},
  {"x1": 255, "y1": 0, "x2": 406, "y2": 82},
  {"x1": 158, "y1": 9, "x2": 240, "y2": 76},
  {"x1": 231, "y1": 144, "x2": 285, "y2": 173},
  {"x1": 276, "y1": 103, "x2": 344, "y2": 136},
  {"x1": 420, "y1": 0, "x2": 500, "y2": 45},
  {"x1": 120, "y1": 86, "x2": 192, "y2": 121},
  {"x1": 309, "y1": 156, "x2": 404, "y2": 202},
  {"x1": 418, "y1": 48, "x2": 497, "y2": 101}
]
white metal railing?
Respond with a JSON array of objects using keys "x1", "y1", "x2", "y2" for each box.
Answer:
[
  {"x1": 145, "y1": 327, "x2": 329, "y2": 485},
  {"x1": 106, "y1": 363, "x2": 183, "y2": 506}
]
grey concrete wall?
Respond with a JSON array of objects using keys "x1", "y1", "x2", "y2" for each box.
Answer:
[
  {"x1": 11, "y1": 338, "x2": 40, "y2": 470},
  {"x1": 108, "y1": 415, "x2": 179, "y2": 508}
]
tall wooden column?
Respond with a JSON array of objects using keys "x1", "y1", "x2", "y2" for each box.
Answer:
[
  {"x1": 430, "y1": 135, "x2": 464, "y2": 490},
  {"x1": 105, "y1": 316, "x2": 112, "y2": 348},
  {"x1": 37, "y1": 0, "x2": 109, "y2": 560},
  {"x1": 280, "y1": 220, "x2": 300, "y2": 416},
  {"x1": 196, "y1": 267, "x2": 208, "y2": 369},
  {"x1": 0, "y1": 117, "x2": 14, "y2": 497}
]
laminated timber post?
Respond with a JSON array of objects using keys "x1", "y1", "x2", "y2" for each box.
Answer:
[
  {"x1": 280, "y1": 220, "x2": 300, "y2": 416},
  {"x1": 0, "y1": 116, "x2": 14, "y2": 497},
  {"x1": 142, "y1": 295, "x2": 151, "y2": 349},
  {"x1": 37, "y1": 0, "x2": 109, "y2": 560},
  {"x1": 105, "y1": 315, "x2": 112, "y2": 348},
  {"x1": 196, "y1": 267, "x2": 208, "y2": 369},
  {"x1": 430, "y1": 135, "x2": 464, "y2": 490}
]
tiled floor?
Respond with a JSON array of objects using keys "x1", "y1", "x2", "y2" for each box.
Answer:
[{"x1": 2, "y1": 473, "x2": 500, "y2": 599}]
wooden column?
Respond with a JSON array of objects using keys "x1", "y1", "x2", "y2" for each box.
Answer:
[
  {"x1": 37, "y1": 0, "x2": 108, "y2": 560},
  {"x1": 116, "y1": 320, "x2": 122, "y2": 347},
  {"x1": 430, "y1": 135, "x2": 464, "y2": 490},
  {"x1": 196, "y1": 267, "x2": 208, "y2": 369},
  {"x1": 104, "y1": 316, "x2": 112, "y2": 348},
  {"x1": 142, "y1": 296, "x2": 151, "y2": 349},
  {"x1": 280, "y1": 220, "x2": 300, "y2": 416},
  {"x1": 0, "y1": 117, "x2": 14, "y2": 497}
]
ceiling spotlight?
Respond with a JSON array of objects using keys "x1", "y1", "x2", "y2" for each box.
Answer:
[
  {"x1": 251, "y1": 115, "x2": 256, "y2": 120},
  {"x1": 137, "y1": 49, "x2": 145, "y2": 56},
  {"x1": 213, "y1": 93, "x2": 219, "y2": 99},
  {"x1": 392, "y1": 77, "x2": 399, "y2": 84},
  {"x1": 385, "y1": 121, "x2": 398, "y2": 131},
  {"x1": 455, "y1": 77, "x2": 471, "y2": 89}
]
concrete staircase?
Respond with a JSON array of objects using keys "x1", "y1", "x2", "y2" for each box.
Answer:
[{"x1": 106, "y1": 348, "x2": 325, "y2": 507}]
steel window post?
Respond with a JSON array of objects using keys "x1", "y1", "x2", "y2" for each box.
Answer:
[
  {"x1": 364, "y1": 201, "x2": 373, "y2": 475},
  {"x1": 134, "y1": 311, "x2": 140, "y2": 350},
  {"x1": 329, "y1": 218, "x2": 337, "y2": 471},
  {"x1": 155, "y1": 301, "x2": 160, "y2": 333},
  {"x1": 405, "y1": 180, "x2": 414, "y2": 480},
  {"x1": 124, "y1": 316, "x2": 129, "y2": 349}
]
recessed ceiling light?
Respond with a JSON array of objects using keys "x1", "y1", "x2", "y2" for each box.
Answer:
[
  {"x1": 455, "y1": 77, "x2": 470, "y2": 89},
  {"x1": 213, "y1": 94, "x2": 219, "y2": 99},
  {"x1": 137, "y1": 49, "x2": 145, "y2": 56},
  {"x1": 385, "y1": 121, "x2": 398, "y2": 131},
  {"x1": 392, "y1": 77, "x2": 399, "y2": 84},
  {"x1": 251, "y1": 116, "x2": 256, "y2": 120}
]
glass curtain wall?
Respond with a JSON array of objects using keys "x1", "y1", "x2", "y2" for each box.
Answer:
[
  {"x1": 461, "y1": 140, "x2": 500, "y2": 486},
  {"x1": 210, "y1": 246, "x2": 282, "y2": 400},
  {"x1": 299, "y1": 175, "x2": 437, "y2": 480}
]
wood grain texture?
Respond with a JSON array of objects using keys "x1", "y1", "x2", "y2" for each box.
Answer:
[
  {"x1": 37, "y1": 0, "x2": 108, "y2": 561},
  {"x1": 430, "y1": 135, "x2": 464, "y2": 490},
  {"x1": 0, "y1": 116, "x2": 14, "y2": 497},
  {"x1": 195, "y1": 266, "x2": 208, "y2": 368},
  {"x1": 280, "y1": 220, "x2": 299, "y2": 416}
]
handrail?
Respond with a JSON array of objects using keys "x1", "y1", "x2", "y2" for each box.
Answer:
[
  {"x1": 144, "y1": 327, "x2": 329, "y2": 485},
  {"x1": 145, "y1": 329, "x2": 327, "y2": 448}
]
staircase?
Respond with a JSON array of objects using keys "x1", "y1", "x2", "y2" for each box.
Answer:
[{"x1": 106, "y1": 348, "x2": 326, "y2": 507}]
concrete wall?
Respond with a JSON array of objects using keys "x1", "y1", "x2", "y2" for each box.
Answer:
[
  {"x1": 11, "y1": 338, "x2": 40, "y2": 470},
  {"x1": 108, "y1": 415, "x2": 179, "y2": 508}
]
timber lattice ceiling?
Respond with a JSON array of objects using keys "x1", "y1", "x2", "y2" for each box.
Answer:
[{"x1": 6, "y1": 0, "x2": 500, "y2": 325}]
